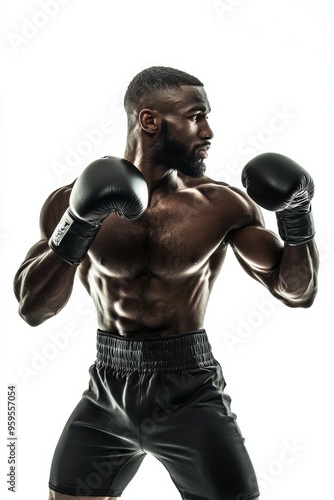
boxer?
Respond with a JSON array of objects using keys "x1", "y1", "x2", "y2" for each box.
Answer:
[{"x1": 14, "y1": 66, "x2": 319, "y2": 500}]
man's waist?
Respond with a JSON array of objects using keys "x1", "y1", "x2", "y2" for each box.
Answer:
[{"x1": 95, "y1": 328, "x2": 217, "y2": 372}]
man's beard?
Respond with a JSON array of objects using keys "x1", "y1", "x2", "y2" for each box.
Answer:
[{"x1": 153, "y1": 119, "x2": 206, "y2": 178}]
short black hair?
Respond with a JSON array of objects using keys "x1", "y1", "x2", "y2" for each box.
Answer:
[{"x1": 124, "y1": 66, "x2": 204, "y2": 112}]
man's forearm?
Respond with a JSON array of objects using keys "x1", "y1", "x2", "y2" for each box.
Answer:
[
  {"x1": 275, "y1": 240, "x2": 319, "y2": 307},
  {"x1": 14, "y1": 247, "x2": 77, "y2": 326}
]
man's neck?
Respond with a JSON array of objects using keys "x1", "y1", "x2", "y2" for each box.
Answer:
[{"x1": 124, "y1": 142, "x2": 181, "y2": 198}]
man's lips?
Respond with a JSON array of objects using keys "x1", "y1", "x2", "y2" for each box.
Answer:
[{"x1": 196, "y1": 143, "x2": 211, "y2": 158}]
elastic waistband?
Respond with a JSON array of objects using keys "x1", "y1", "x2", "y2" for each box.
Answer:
[{"x1": 95, "y1": 329, "x2": 216, "y2": 372}]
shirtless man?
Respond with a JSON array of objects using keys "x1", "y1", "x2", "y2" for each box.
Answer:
[{"x1": 14, "y1": 66, "x2": 319, "y2": 500}]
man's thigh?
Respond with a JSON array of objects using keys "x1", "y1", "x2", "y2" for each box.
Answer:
[
  {"x1": 48, "y1": 366, "x2": 146, "y2": 497},
  {"x1": 143, "y1": 364, "x2": 260, "y2": 500}
]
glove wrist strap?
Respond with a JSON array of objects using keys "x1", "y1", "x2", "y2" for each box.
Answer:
[
  {"x1": 49, "y1": 208, "x2": 100, "y2": 264},
  {"x1": 276, "y1": 205, "x2": 315, "y2": 245}
]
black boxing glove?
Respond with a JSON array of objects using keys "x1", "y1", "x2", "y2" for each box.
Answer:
[
  {"x1": 49, "y1": 156, "x2": 148, "y2": 264},
  {"x1": 241, "y1": 152, "x2": 315, "y2": 245}
]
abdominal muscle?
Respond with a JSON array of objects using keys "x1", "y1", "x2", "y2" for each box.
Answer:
[
  {"x1": 80, "y1": 262, "x2": 213, "y2": 338},
  {"x1": 76, "y1": 182, "x2": 232, "y2": 338}
]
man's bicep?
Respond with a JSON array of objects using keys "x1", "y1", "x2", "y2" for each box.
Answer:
[
  {"x1": 39, "y1": 186, "x2": 71, "y2": 240},
  {"x1": 228, "y1": 224, "x2": 284, "y2": 278},
  {"x1": 19, "y1": 186, "x2": 71, "y2": 265},
  {"x1": 223, "y1": 186, "x2": 283, "y2": 277}
]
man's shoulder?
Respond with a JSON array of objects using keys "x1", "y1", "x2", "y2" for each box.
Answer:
[
  {"x1": 186, "y1": 175, "x2": 253, "y2": 208},
  {"x1": 178, "y1": 174, "x2": 261, "y2": 230},
  {"x1": 39, "y1": 181, "x2": 75, "y2": 237},
  {"x1": 42, "y1": 181, "x2": 75, "y2": 210}
]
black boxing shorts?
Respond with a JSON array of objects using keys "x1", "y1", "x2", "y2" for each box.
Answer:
[{"x1": 49, "y1": 329, "x2": 260, "y2": 500}]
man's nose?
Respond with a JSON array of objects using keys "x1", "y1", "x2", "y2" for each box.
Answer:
[{"x1": 199, "y1": 122, "x2": 214, "y2": 140}]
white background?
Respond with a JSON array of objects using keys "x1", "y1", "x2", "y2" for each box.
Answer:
[{"x1": 1, "y1": 0, "x2": 333, "y2": 499}]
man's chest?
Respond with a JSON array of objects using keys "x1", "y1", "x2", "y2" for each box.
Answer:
[{"x1": 88, "y1": 199, "x2": 230, "y2": 279}]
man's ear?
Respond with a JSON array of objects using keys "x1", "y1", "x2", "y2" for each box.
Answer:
[{"x1": 139, "y1": 109, "x2": 160, "y2": 134}]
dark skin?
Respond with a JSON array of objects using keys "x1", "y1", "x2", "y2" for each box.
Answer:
[{"x1": 15, "y1": 85, "x2": 318, "y2": 500}]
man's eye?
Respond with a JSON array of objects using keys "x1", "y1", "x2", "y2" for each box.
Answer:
[{"x1": 190, "y1": 114, "x2": 208, "y2": 122}]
